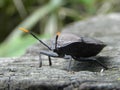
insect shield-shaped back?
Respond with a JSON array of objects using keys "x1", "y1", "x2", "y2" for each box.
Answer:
[{"x1": 51, "y1": 32, "x2": 106, "y2": 58}]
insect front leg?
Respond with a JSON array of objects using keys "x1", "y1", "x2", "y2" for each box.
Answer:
[{"x1": 39, "y1": 50, "x2": 59, "y2": 67}]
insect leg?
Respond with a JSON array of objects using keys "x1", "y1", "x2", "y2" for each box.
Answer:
[
  {"x1": 85, "y1": 57, "x2": 108, "y2": 70},
  {"x1": 39, "y1": 52, "x2": 42, "y2": 67},
  {"x1": 93, "y1": 59, "x2": 108, "y2": 70},
  {"x1": 39, "y1": 50, "x2": 59, "y2": 67},
  {"x1": 48, "y1": 56, "x2": 52, "y2": 66},
  {"x1": 64, "y1": 55, "x2": 72, "y2": 71},
  {"x1": 74, "y1": 57, "x2": 108, "y2": 70}
]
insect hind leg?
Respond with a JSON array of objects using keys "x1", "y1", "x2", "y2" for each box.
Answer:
[
  {"x1": 39, "y1": 50, "x2": 59, "y2": 67},
  {"x1": 73, "y1": 57, "x2": 108, "y2": 70}
]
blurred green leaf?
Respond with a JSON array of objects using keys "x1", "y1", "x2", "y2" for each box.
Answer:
[
  {"x1": 4, "y1": 0, "x2": 64, "y2": 43},
  {"x1": 79, "y1": 0, "x2": 96, "y2": 13},
  {"x1": 0, "y1": 33, "x2": 50, "y2": 57},
  {"x1": 0, "y1": 0, "x2": 63, "y2": 57},
  {"x1": 79, "y1": 0, "x2": 95, "y2": 4},
  {"x1": 0, "y1": 0, "x2": 5, "y2": 7}
]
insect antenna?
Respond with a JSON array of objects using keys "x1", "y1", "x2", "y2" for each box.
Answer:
[
  {"x1": 19, "y1": 27, "x2": 52, "y2": 50},
  {"x1": 55, "y1": 32, "x2": 60, "y2": 49}
]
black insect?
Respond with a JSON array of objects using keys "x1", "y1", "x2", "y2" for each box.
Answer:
[{"x1": 19, "y1": 28, "x2": 108, "y2": 70}]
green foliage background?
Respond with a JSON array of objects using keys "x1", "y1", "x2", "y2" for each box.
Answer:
[{"x1": 0, "y1": 0, "x2": 120, "y2": 57}]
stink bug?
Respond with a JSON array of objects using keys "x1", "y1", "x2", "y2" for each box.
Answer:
[{"x1": 19, "y1": 28, "x2": 108, "y2": 70}]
